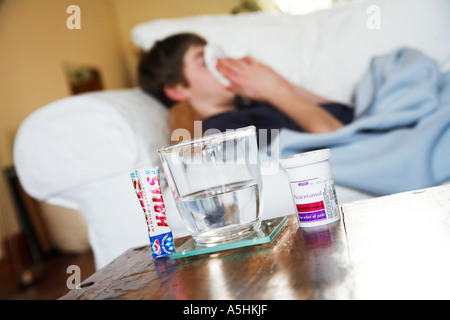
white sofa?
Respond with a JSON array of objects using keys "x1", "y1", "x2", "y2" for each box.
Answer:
[{"x1": 14, "y1": 0, "x2": 450, "y2": 269}]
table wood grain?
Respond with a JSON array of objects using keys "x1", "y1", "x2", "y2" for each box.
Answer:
[{"x1": 59, "y1": 184, "x2": 450, "y2": 300}]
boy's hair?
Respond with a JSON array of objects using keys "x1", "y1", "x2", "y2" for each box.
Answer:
[{"x1": 138, "y1": 33, "x2": 207, "y2": 108}]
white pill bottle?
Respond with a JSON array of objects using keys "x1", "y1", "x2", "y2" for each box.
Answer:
[{"x1": 280, "y1": 149, "x2": 340, "y2": 228}]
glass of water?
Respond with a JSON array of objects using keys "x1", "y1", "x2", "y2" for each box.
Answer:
[{"x1": 157, "y1": 126, "x2": 263, "y2": 244}]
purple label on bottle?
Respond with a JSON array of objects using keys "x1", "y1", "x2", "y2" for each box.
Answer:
[{"x1": 298, "y1": 210, "x2": 327, "y2": 222}]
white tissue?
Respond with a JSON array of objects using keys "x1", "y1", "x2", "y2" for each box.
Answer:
[{"x1": 204, "y1": 43, "x2": 248, "y2": 86}]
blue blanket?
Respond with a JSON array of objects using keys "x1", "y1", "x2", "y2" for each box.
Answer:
[{"x1": 279, "y1": 48, "x2": 450, "y2": 196}]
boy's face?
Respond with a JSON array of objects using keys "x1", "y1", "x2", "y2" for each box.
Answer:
[{"x1": 179, "y1": 44, "x2": 236, "y2": 111}]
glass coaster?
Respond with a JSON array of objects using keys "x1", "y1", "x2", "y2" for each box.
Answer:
[{"x1": 169, "y1": 216, "x2": 288, "y2": 259}]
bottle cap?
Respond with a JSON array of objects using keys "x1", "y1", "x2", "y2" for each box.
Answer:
[{"x1": 279, "y1": 149, "x2": 331, "y2": 169}]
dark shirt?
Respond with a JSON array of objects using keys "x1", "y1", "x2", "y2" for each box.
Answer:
[{"x1": 202, "y1": 101, "x2": 354, "y2": 136}]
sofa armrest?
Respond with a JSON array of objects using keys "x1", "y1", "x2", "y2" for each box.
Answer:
[{"x1": 14, "y1": 88, "x2": 169, "y2": 201}]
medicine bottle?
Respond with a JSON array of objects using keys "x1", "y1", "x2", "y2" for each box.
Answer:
[{"x1": 280, "y1": 149, "x2": 340, "y2": 228}]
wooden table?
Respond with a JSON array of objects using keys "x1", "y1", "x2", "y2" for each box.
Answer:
[{"x1": 60, "y1": 184, "x2": 450, "y2": 300}]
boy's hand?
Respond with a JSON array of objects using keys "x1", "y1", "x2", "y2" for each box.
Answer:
[
  {"x1": 217, "y1": 56, "x2": 343, "y2": 133},
  {"x1": 216, "y1": 57, "x2": 293, "y2": 103}
]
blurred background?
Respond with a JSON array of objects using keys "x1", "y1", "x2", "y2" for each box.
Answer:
[{"x1": 0, "y1": 0, "x2": 347, "y2": 299}]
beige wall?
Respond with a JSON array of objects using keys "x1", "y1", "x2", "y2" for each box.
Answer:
[
  {"x1": 0, "y1": 0, "x2": 239, "y2": 257},
  {"x1": 0, "y1": 0, "x2": 130, "y2": 167},
  {"x1": 0, "y1": 0, "x2": 131, "y2": 253}
]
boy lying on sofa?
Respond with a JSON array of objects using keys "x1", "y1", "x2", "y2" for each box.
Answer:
[{"x1": 137, "y1": 32, "x2": 353, "y2": 138}]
